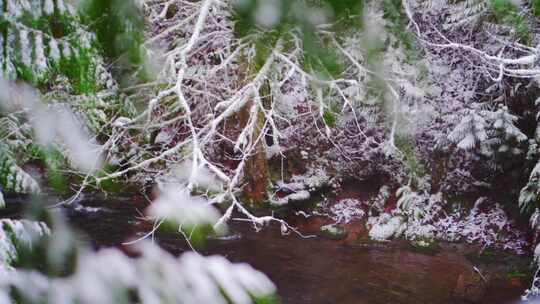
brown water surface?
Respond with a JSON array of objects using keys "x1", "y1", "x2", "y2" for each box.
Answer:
[
  {"x1": 66, "y1": 196, "x2": 529, "y2": 304},
  {"x1": 1, "y1": 194, "x2": 529, "y2": 304}
]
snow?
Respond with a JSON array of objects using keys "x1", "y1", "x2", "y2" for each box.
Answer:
[
  {"x1": 54, "y1": 107, "x2": 103, "y2": 173},
  {"x1": 48, "y1": 38, "x2": 61, "y2": 61},
  {"x1": 0, "y1": 241, "x2": 276, "y2": 304},
  {"x1": 368, "y1": 187, "x2": 528, "y2": 253},
  {"x1": 71, "y1": 204, "x2": 102, "y2": 213},
  {"x1": 368, "y1": 214, "x2": 406, "y2": 241},
  {"x1": 405, "y1": 222, "x2": 436, "y2": 243},
  {"x1": 275, "y1": 91, "x2": 303, "y2": 118},
  {"x1": 56, "y1": 0, "x2": 66, "y2": 14},
  {"x1": 19, "y1": 29, "x2": 31, "y2": 67},
  {"x1": 147, "y1": 187, "x2": 220, "y2": 227},
  {"x1": 34, "y1": 32, "x2": 47, "y2": 72},
  {"x1": 62, "y1": 41, "x2": 71, "y2": 58},
  {"x1": 43, "y1": 0, "x2": 54, "y2": 15},
  {"x1": 168, "y1": 160, "x2": 223, "y2": 192},
  {"x1": 299, "y1": 167, "x2": 330, "y2": 190},
  {"x1": 0, "y1": 80, "x2": 103, "y2": 174},
  {"x1": 265, "y1": 144, "x2": 282, "y2": 158},
  {"x1": 254, "y1": 0, "x2": 281, "y2": 28},
  {"x1": 271, "y1": 167, "x2": 330, "y2": 205},
  {"x1": 535, "y1": 243, "x2": 540, "y2": 264},
  {"x1": 2, "y1": 2, "x2": 538, "y2": 299},
  {"x1": 154, "y1": 130, "x2": 172, "y2": 144},
  {"x1": 0, "y1": 219, "x2": 49, "y2": 271},
  {"x1": 449, "y1": 111, "x2": 488, "y2": 151},
  {"x1": 328, "y1": 199, "x2": 365, "y2": 224},
  {"x1": 1, "y1": 157, "x2": 41, "y2": 193},
  {"x1": 286, "y1": 190, "x2": 311, "y2": 202},
  {"x1": 434, "y1": 201, "x2": 528, "y2": 253}
]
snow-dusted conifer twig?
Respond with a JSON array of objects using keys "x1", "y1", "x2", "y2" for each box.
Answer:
[{"x1": 403, "y1": 0, "x2": 540, "y2": 80}]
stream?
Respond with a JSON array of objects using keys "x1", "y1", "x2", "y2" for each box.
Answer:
[{"x1": 1, "y1": 194, "x2": 532, "y2": 304}]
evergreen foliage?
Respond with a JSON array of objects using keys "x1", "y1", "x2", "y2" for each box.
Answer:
[
  {"x1": 2, "y1": 0, "x2": 540, "y2": 301},
  {"x1": 233, "y1": 0, "x2": 364, "y2": 75},
  {"x1": 435, "y1": 0, "x2": 532, "y2": 41},
  {"x1": 449, "y1": 105, "x2": 527, "y2": 164},
  {"x1": 520, "y1": 161, "x2": 540, "y2": 211},
  {"x1": 0, "y1": 144, "x2": 40, "y2": 195},
  {"x1": 0, "y1": 203, "x2": 276, "y2": 304},
  {"x1": 448, "y1": 108, "x2": 489, "y2": 151},
  {"x1": 79, "y1": 0, "x2": 148, "y2": 84},
  {"x1": 0, "y1": 218, "x2": 49, "y2": 271},
  {"x1": 1, "y1": 0, "x2": 95, "y2": 91},
  {"x1": 0, "y1": 0, "x2": 139, "y2": 195}
]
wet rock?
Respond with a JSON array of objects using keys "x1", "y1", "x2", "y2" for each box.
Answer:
[
  {"x1": 320, "y1": 224, "x2": 348, "y2": 240},
  {"x1": 271, "y1": 190, "x2": 311, "y2": 206},
  {"x1": 207, "y1": 232, "x2": 242, "y2": 241},
  {"x1": 408, "y1": 238, "x2": 441, "y2": 255}
]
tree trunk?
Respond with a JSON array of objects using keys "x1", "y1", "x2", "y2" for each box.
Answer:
[{"x1": 237, "y1": 54, "x2": 269, "y2": 204}]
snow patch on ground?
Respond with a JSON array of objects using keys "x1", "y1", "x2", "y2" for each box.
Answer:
[
  {"x1": 368, "y1": 214, "x2": 406, "y2": 241},
  {"x1": 434, "y1": 202, "x2": 528, "y2": 254},
  {"x1": 327, "y1": 199, "x2": 365, "y2": 224},
  {"x1": 366, "y1": 191, "x2": 527, "y2": 253},
  {"x1": 297, "y1": 167, "x2": 330, "y2": 191},
  {"x1": 271, "y1": 167, "x2": 330, "y2": 206}
]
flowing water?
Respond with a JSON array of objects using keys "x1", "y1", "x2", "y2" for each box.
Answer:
[{"x1": 1, "y1": 194, "x2": 531, "y2": 304}]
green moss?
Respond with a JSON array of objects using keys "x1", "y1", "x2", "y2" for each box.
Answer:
[
  {"x1": 48, "y1": 47, "x2": 99, "y2": 94},
  {"x1": 159, "y1": 221, "x2": 216, "y2": 249},
  {"x1": 15, "y1": 64, "x2": 37, "y2": 84},
  {"x1": 534, "y1": 0, "x2": 540, "y2": 16},
  {"x1": 253, "y1": 295, "x2": 280, "y2": 304},
  {"x1": 506, "y1": 268, "x2": 528, "y2": 280},
  {"x1": 382, "y1": 0, "x2": 420, "y2": 61},
  {"x1": 94, "y1": 166, "x2": 125, "y2": 194},
  {"x1": 395, "y1": 135, "x2": 426, "y2": 189},
  {"x1": 28, "y1": 145, "x2": 68, "y2": 194},
  {"x1": 489, "y1": 0, "x2": 531, "y2": 43},
  {"x1": 323, "y1": 110, "x2": 337, "y2": 127}
]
